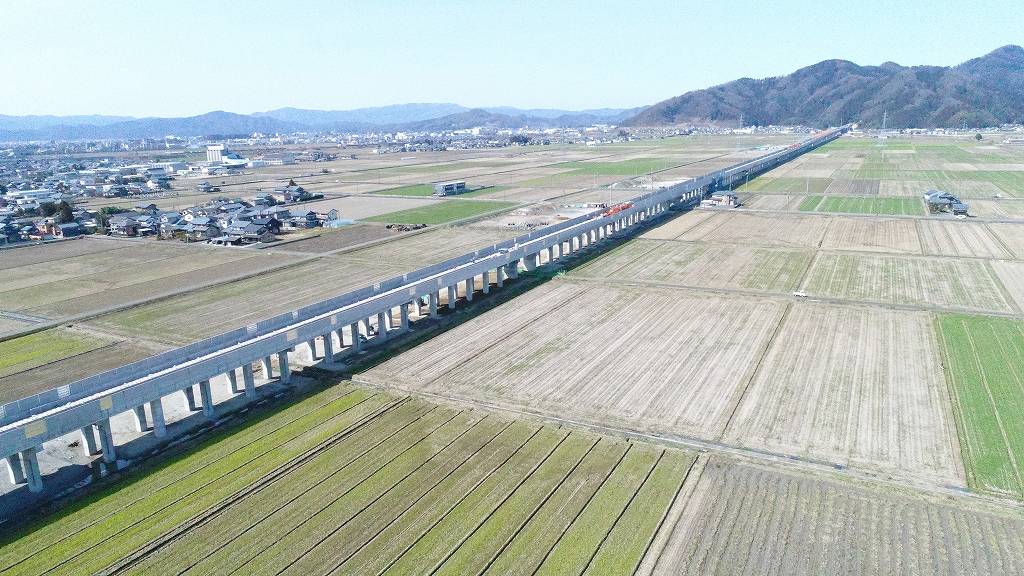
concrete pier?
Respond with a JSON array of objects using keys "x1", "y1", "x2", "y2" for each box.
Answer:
[
  {"x1": 447, "y1": 285, "x2": 457, "y2": 309},
  {"x1": 96, "y1": 419, "x2": 116, "y2": 464},
  {"x1": 261, "y1": 356, "x2": 274, "y2": 379},
  {"x1": 227, "y1": 369, "x2": 240, "y2": 394},
  {"x1": 80, "y1": 426, "x2": 100, "y2": 456},
  {"x1": 183, "y1": 386, "x2": 200, "y2": 412},
  {"x1": 278, "y1": 351, "x2": 291, "y2": 383},
  {"x1": 242, "y1": 364, "x2": 256, "y2": 398},
  {"x1": 150, "y1": 399, "x2": 166, "y2": 438},
  {"x1": 482, "y1": 270, "x2": 491, "y2": 294},
  {"x1": 350, "y1": 322, "x2": 362, "y2": 351},
  {"x1": 496, "y1": 266, "x2": 505, "y2": 287},
  {"x1": 21, "y1": 447, "x2": 42, "y2": 493},
  {"x1": 5, "y1": 453, "x2": 26, "y2": 485},
  {"x1": 198, "y1": 379, "x2": 214, "y2": 418},
  {"x1": 399, "y1": 303, "x2": 410, "y2": 330},
  {"x1": 465, "y1": 278, "x2": 474, "y2": 301},
  {"x1": 131, "y1": 405, "x2": 148, "y2": 433},
  {"x1": 322, "y1": 333, "x2": 335, "y2": 365},
  {"x1": 429, "y1": 293, "x2": 439, "y2": 317},
  {"x1": 377, "y1": 311, "x2": 389, "y2": 339}
]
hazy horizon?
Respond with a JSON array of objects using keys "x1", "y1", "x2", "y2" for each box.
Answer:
[{"x1": 3, "y1": 0, "x2": 1021, "y2": 117}]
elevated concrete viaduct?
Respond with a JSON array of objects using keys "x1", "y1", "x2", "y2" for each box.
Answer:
[{"x1": 0, "y1": 126, "x2": 849, "y2": 492}]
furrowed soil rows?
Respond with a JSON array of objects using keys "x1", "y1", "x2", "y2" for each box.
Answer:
[
  {"x1": 803, "y1": 253, "x2": 1014, "y2": 313},
  {"x1": 0, "y1": 237, "x2": 121, "y2": 270},
  {"x1": 365, "y1": 283, "x2": 786, "y2": 440},
  {"x1": 991, "y1": 260, "x2": 1024, "y2": 311},
  {"x1": 378, "y1": 427, "x2": 572, "y2": 576},
  {"x1": 737, "y1": 194, "x2": 802, "y2": 211},
  {"x1": 649, "y1": 458, "x2": 1024, "y2": 575},
  {"x1": 235, "y1": 411, "x2": 486, "y2": 575},
  {"x1": 819, "y1": 217, "x2": 922, "y2": 254},
  {"x1": 677, "y1": 212, "x2": 831, "y2": 248},
  {"x1": 90, "y1": 256, "x2": 403, "y2": 344},
  {"x1": 988, "y1": 223, "x2": 1024, "y2": 259},
  {"x1": 481, "y1": 439, "x2": 629, "y2": 575},
  {"x1": 937, "y1": 314, "x2": 1024, "y2": 498},
  {"x1": 126, "y1": 400, "x2": 445, "y2": 575},
  {"x1": 329, "y1": 421, "x2": 543, "y2": 574},
  {"x1": 572, "y1": 239, "x2": 813, "y2": 293},
  {"x1": 0, "y1": 386, "x2": 386, "y2": 574},
  {"x1": 916, "y1": 221, "x2": 1013, "y2": 259},
  {"x1": 582, "y1": 450, "x2": 693, "y2": 575},
  {"x1": 639, "y1": 210, "x2": 718, "y2": 240},
  {"x1": 723, "y1": 303, "x2": 963, "y2": 484},
  {"x1": 534, "y1": 445, "x2": 661, "y2": 576}
]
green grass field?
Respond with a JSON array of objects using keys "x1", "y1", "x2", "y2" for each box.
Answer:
[
  {"x1": 797, "y1": 195, "x2": 924, "y2": 215},
  {"x1": 0, "y1": 384, "x2": 695, "y2": 576},
  {"x1": 936, "y1": 314, "x2": 1024, "y2": 498},
  {"x1": 370, "y1": 183, "x2": 437, "y2": 197},
  {"x1": 739, "y1": 177, "x2": 832, "y2": 194},
  {"x1": 371, "y1": 184, "x2": 509, "y2": 198},
  {"x1": 0, "y1": 329, "x2": 108, "y2": 378},
  {"x1": 562, "y1": 158, "x2": 678, "y2": 176},
  {"x1": 364, "y1": 199, "x2": 517, "y2": 225}
]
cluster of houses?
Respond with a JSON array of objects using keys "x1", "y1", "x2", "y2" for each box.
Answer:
[
  {"x1": 924, "y1": 190, "x2": 969, "y2": 216},
  {"x1": 106, "y1": 199, "x2": 340, "y2": 245},
  {"x1": 1, "y1": 195, "x2": 340, "y2": 247}
]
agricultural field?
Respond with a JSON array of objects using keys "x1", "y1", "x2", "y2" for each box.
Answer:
[
  {"x1": 991, "y1": 260, "x2": 1024, "y2": 311},
  {"x1": 936, "y1": 314, "x2": 1024, "y2": 498},
  {"x1": 0, "y1": 237, "x2": 120, "y2": 270},
  {"x1": 363, "y1": 282, "x2": 787, "y2": 440},
  {"x1": 798, "y1": 195, "x2": 925, "y2": 215},
  {"x1": 277, "y1": 224, "x2": 401, "y2": 254},
  {"x1": 989, "y1": 222, "x2": 1024, "y2": 258},
  {"x1": 819, "y1": 217, "x2": 922, "y2": 254},
  {"x1": 802, "y1": 252, "x2": 1015, "y2": 313},
  {"x1": 340, "y1": 225, "x2": 520, "y2": 268},
  {"x1": 0, "y1": 340, "x2": 156, "y2": 404},
  {"x1": 967, "y1": 199, "x2": 1024, "y2": 220},
  {"x1": 737, "y1": 193, "x2": 803, "y2": 211},
  {"x1": 0, "y1": 328, "x2": 112, "y2": 382},
  {"x1": 676, "y1": 211, "x2": 831, "y2": 248},
  {"x1": 917, "y1": 220, "x2": 1012, "y2": 258},
  {"x1": 0, "y1": 384, "x2": 697, "y2": 576},
  {"x1": 368, "y1": 183, "x2": 437, "y2": 196},
  {"x1": 647, "y1": 458, "x2": 1024, "y2": 575},
  {"x1": 89, "y1": 255, "x2": 402, "y2": 345},
  {"x1": 723, "y1": 303, "x2": 963, "y2": 484},
  {"x1": 369, "y1": 183, "x2": 507, "y2": 198},
  {"x1": 738, "y1": 176, "x2": 831, "y2": 194},
  {"x1": 572, "y1": 238, "x2": 812, "y2": 294},
  {"x1": 364, "y1": 199, "x2": 517, "y2": 225},
  {"x1": 639, "y1": 210, "x2": 718, "y2": 240},
  {"x1": 0, "y1": 241, "x2": 279, "y2": 322},
  {"x1": 298, "y1": 195, "x2": 444, "y2": 220}
]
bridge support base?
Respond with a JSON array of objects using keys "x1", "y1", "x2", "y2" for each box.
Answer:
[
  {"x1": 80, "y1": 426, "x2": 101, "y2": 456},
  {"x1": 97, "y1": 419, "x2": 116, "y2": 464},
  {"x1": 4, "y1": 453, "x2": 26, "y2": 485},
  {"x1": 242, "y1": 364, "x2": 256, "y2": 398},
  {"x1": 150, "y1": 399, "x2": 167, "y2": 438},
  {"x1": 22, "y1": 447, "x2": 42, "y2": 493},
  {"x1": 278, "y1": 351, "x2": 291, "y2": 383}
]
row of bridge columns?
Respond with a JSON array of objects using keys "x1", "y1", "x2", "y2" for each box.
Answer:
[{"x1": 4, "y1": 204, "x2": 675, "y2": 494}]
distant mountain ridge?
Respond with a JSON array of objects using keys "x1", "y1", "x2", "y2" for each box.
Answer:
[
  {"x1": 626, "y1": 45, "x2": 1024, "y2": 128},
  {"x1": 0, "y1": 104, "x2": 642, "y2": 141}
]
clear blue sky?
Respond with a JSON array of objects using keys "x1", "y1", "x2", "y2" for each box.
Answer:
[{"x1": 2, "y1": 0, "x2": 1019, "y2": 117}]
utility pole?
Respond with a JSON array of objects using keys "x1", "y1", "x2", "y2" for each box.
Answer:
[{"x1": 881, "y1": 110, "x2": 888, "y2": 131}]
